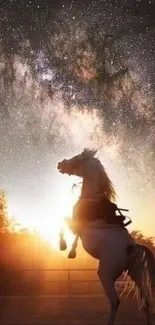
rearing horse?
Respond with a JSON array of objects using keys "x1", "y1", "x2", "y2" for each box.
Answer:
[{"x1": 57, "y1": 148, "x2": 155, "y2": 325}]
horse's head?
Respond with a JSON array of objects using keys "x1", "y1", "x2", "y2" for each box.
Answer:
[
  {"x1": 57, "y1": 155, "x2": 83, "y2": 176},
  {"x1": 57, "y1": 149, "x2": 97, "y2": 176},
  {"x1": 57, "y1": 159, "x2": 72, "y2": 175},
  {"x1": 57, "y1": 148, "x2": 116, "y2": 201}
]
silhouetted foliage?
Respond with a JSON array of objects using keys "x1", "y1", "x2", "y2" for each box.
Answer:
[
  {"x1": 131, "y1": 230, "x2": 155, "y2": 253},
  {"x1": 0, "y1": 190, "x2": 10, "y2": 232}
]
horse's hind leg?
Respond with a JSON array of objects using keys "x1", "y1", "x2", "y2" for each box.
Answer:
[
  {"x1": 143, "y1": 299, "x2": 152, "y2": 325},
  {"x1": 98, "y1": 267, "x2": 120, "y2": 325},
  {"x1": 132, "y1": 276, "x2": 153, "y2": 325},
  {"x1": 142, "y1": 295, "x2": 155, "y2": 325},
  {"x1": 129, "y1": 265, "x2": 153, "y2": 325}
]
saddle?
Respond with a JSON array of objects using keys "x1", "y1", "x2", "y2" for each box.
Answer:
[{"x1": 69, "y1": 198, "x2": 131, "y2": 233}]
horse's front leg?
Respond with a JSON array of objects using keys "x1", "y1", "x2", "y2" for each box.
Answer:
[
  {"x1": 59, "y1": 230, "x2": 67, "y2": 251},
  {"x1": 68, "y1": 235, "x2": 79, "y2": 258},
  {"x1": 98, "y1": 267, "x2": 120, "y2": 325}
]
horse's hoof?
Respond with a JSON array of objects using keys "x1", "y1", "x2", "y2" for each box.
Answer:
[
  {"x1": 149, "y1": 312, "x2": 155, "y2": 325},
  {"x1": 60, "y1": 239, "x2": 67, "y2": 251},
  {"x1": 68, "y1": 250, "x2": 76, "y2": 259}
]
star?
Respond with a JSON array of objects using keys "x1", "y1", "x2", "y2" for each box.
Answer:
[{"x1": 0, "y1": 0, "x2": 155, "y2": 238}]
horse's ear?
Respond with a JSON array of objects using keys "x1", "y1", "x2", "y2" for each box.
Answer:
[
  {"x1": 81, "y1": 148, "x2": 87, "y2": 156},
  {"x1": 81, "y1": 148, "x2": 98, "y2": 159},
  {"x1": 92, "y1": 149, "x2": 98, "y2": 156}
]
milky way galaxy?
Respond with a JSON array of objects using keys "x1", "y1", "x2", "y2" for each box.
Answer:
[{"x1": 0, "y1": 0, "x2": 155, "y2": 240}]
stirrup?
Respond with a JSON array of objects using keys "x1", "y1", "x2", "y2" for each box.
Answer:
[
  {"x1": 123, "y1": 216, "x2": 132, "y2": 227},
  {"x1": 117, "y1": 208, "x2": 132, "y2": 227}
]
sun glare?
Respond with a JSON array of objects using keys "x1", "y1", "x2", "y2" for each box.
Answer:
[
  {"x1": 10, "y1": 175, "x2": 80, "y2": 251},
  {"x1": 8, "y1": 106, "x2": 103, "y2": 250},
  {"x1": 37, "y1": 176, "x2": 81, "y2": 249},
  {"x1": 36, "y1": 187, "x2": 77, "y2": 250}
]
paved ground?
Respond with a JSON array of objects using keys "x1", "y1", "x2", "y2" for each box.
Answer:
[{"x1": 0, "y1": 294, "x2": 149, "y2": 324}]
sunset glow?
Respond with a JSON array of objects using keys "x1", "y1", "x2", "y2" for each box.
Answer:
[
  {"x1": 9, "y1": 175, "x2": 80, "y2": 250},
  {"x1": 7, "y1": 102, "x2": 155, "y2": 247}
]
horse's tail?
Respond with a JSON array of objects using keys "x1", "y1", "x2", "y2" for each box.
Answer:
[{"x1": 126, "y1": 244, "x2": 155, "y2": 311}]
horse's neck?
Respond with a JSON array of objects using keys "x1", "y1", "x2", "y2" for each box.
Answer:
[
  {"x1": 80, "y1": 159, "x2": 107, "y2": 199},
  {"x1": 81, "y1": 182, "x2": 102, "y2": 198},
  {"x1": 81, "y1": 174, "x2": 104, "y2": 198}
]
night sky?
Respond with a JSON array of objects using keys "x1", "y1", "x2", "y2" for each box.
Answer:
[{"x1": 0, "y1": 0, "x2": 155, "y2": 238}]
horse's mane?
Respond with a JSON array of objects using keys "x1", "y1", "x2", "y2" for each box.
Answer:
[
  {"x1": 99, "y1": 163, "x2": 117, "y2": 201},
  {"x1": 81, "y1": 148, "x2": 117, "y2": 201},
  {"x1": 81, "y1": 148, "x2": 97, "y2": 159}
]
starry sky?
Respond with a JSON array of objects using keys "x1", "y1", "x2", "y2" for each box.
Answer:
[{"x1": 0, "y1": 0, "x2": 155, "y2": 238}]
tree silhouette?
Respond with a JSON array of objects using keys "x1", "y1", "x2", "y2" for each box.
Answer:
[{"x1": 0, "y1": 190, "x2": 10, "y2": 232}]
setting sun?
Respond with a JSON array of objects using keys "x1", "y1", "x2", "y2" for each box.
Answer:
[{"x1": 9, "y1": 174, "x2": 81, "y2": 250}]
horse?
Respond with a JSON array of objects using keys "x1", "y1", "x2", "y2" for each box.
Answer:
[{"x1": 57, "y1": 148, "x2": 155, "y2": 325}]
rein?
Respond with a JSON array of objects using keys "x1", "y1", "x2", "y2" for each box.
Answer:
[{"x1": 72, "y1": 182, "x2": 110, "y2": 199}]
